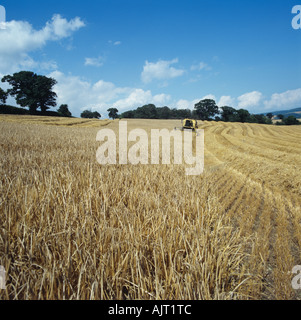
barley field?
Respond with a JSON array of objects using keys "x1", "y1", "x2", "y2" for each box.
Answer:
[{"x1": 0, "y1": 114, "x2": 301, "y2": 300}]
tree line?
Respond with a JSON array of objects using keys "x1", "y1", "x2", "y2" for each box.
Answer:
[
  {"x1": 120, "y1": 100, "x2": 300, "y2": 125},
  {"x1": 120, "y1": 100, "x2": 273, "y2": 124}
]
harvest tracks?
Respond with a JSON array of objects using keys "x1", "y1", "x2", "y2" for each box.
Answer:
[{"x1": 203, "y1": 121, "x2": 301, "y2": 299}]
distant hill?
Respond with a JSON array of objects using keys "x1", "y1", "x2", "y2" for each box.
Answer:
[{"x1": 261, "y1": 107, "x2": 301, "y2": 119}]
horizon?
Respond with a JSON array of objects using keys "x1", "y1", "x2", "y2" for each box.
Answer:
[{"x1": 0, "y1": 0, "x2": 301, "y2": 118}]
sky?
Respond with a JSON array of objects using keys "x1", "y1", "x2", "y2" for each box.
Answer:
[{"x1": 0, "y1": 0, "x2": 301, "y2": 118}]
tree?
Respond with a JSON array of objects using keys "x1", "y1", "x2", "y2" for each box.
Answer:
[
  {"x1": 266, "y1": 113, "x2": 273, "y2": 119},
  {"x1": 253, "y1": 114, "x2": 268, "y2": 124},
  {"x1": 121, "y1": 110, "x2": 135, "y2": 118},
  {"x1": 174, "y1": 108, "x2": 192, "y2": 119},
  {"x1": 36, "y1": 76, "x2": 57, "y2": 113},
  {"x1": 107, "y1": 108, "x2": 119, "y2": 120},
  {"x1": 221, "y1": 106, "x2": 238, "y2": 122},
  {"x1": 1, "y1": 71, "x2": 57, "y2": 114},
  {"x1": 81, "y1": 110, "x2": 101, "y2": 119},
  {"x1": 135, "y1": 104, "x2": 158, "y2": 119},
  {"x1": 93, "y1": 111, "x2": 101, "y2": 119},
  {"x1": 194, "y1": 99, "x2": 219, "y2": 120},
  {"x1": 278, "y1": 114, "x2": 284, "y2": 120},
  {"x1": 283, "y1": 116, "x2": 300, "y2": 125},
  {"x1": 0, "y1": 87, "x2": 7, "y2": 105},
  {"x1": 157, "y1": 106, "x2": 171, "y2": 119},
  {"x1": 57, "y1": 104, "x2": 72, "y2": 117},
  {"x1": 237, "y1": 109, "x2": 251, "y2": 123}
]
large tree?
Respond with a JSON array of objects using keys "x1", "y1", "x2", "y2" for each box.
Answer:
[
  {"x1": 107, "y1": 108, "x2": 119, "y2": 120},
  {"x1": 237, "y1": 109, "x2": 251, "y2": 123},
  {"x1": 1, "y1": 71, "x2": 57, "y2": 114},
  {"x1": 194, "y1": 99, "x2": 219, "y2": 120}
]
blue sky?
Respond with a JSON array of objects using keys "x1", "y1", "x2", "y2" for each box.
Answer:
[{"x1": 0, "y1": 0, "x2": 301, "y2": 117}]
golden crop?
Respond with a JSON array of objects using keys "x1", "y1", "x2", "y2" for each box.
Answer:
[{"x1": 0, "y1": 114, "x2": 300, "y2": 300}]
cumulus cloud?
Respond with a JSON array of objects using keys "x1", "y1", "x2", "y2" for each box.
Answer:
[
  {"x1": 175, "y1": 98, "x2": 200, "y2": 110},
  {"x1": 48, "y1": 71, "x2": 126, "y2": 115},
  {"x1": 237, "y1": 91, "x2": 263, "y2": 109},
  {"x1": 217, "y1": 95, "x2": 236, "y2": 107},
  {"x1": 84, "y1": 56, "x2": 104, "y2": 67},
  {"x1": 47, "y1": 71, "x2": 171, "y2": 117},
  {"x1": 0, "y1": 14, "x2": 85, "y2": 73},
  {"x1": 141, "y1": 58, "x2": 185, "y2": 84},
  {"x1": 112, "y1": 89, "x2": 171, "y2": 110},
  {"x1": 201, "y1": 94, "x2": 216, "y2": 101},
  {"x1": 263, "y1": 88, "x2": 301, "y2": 110}
]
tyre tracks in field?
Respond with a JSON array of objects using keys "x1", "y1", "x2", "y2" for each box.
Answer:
[{"x1": 201, "y1": 121, "x2": 301, "y2": 299}]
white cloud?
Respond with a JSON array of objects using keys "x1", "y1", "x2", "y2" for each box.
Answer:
[
  {"x1": 263, "y1": 88, "x2": 301, "y2": 110},
  {"x1": 0, "y1": 14, "x2": 85, "y2": 73},
  {"x1": 237, "y1": 91, "x2": 263, "y2": 109},
  {"x1": 175, "y1": 98, "x2": 201, "y2": 110},
  {"x1": 175, "y1": 99, "x2": 191, "y2": 109},
  {"x1": 48, "y1": 71, "x2": 124, "y2": 115},
  {"x1": 217, "y1": 95, "x2": 236, "y2": 107},
  {"x1": 141, "y1": 58, "x2": 185, "y2": 84},
  {"x1": 47, "y1": 71, "x2": 171, "y2": 117},
  {"x1": 45, "y1": 14, "x2": 85, "y2": 39},
  {"x1": 112, "y1": 89, "x2": 171, "y2": 110},
  {"x1": 201, "y1": 94, "x2": 216, "y2": 101},
  {"x1": 84, "y1": 56, "x2": 104, "y2": 67},
  {"x1": 190, "y1": 62, "x2": 211, "y2": 71}
]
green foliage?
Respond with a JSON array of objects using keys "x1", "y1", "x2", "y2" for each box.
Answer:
[
  {"x1": 120, "y1": 104, "x2": 192, "y2": 119},
  {"x1": 282, "y1": 116, "x2": 300, "y2": 125},
  {"x1": 81, "y1": 110, "x2": 101, "y2": 119},
  {"x1": 57, "y1": 104, "x2": 72, "y2": 117},
  {"x1": 135, "y1": 104, "x2": 158, "y2": 119},
  {"x1": 221, "y1": 106, "x2": 237, "y2": 122},
  {"x1": 156, "y1": 106, "x2": 171, "y2": 119},
  {"x1": 194, "y1": 99, "x2": 219, "y2": 120},
  {"x1": 107, "y1": 108, "x2": 119, "y2": 120},
  {"x1": 121, "y1": 110, "x2": 135, "y2": 118},
  {"x1": 1, "y1": 71, "x2": 57, "y2": 114},
  {"x1": 220, "y1": 105, "x2": 273, "y2": 125}
]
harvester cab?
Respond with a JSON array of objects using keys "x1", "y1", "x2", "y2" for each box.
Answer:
[{"x1": 175, "y1": 119, "x2": 198, "y2": 132}]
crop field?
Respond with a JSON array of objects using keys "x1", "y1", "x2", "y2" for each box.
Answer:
[{"x1": 0, "y1": 114, "x2": 301, "y2": 300}]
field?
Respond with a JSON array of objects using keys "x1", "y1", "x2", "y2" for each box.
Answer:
[{"x1": 0, "y1": 114, "x2": 301, "y2": 300}]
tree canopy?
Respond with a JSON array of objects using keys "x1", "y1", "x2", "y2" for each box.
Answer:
[
  {"x1": 81, "y1": 110, "x2": 101, "y2": 119},
  {"x1": 120, "y1": 104, "x2": 192, "y2": 119},
  {"x1": 57, "y1": 104, "x2": 72, "y2": 117},
  {"x1": 1, "y1": 71, "x2": 57, "y2": 114},
  {"x1": 107, "y1": 108, "x2": 119, "y2": 120},
  {"x1": 194, "y1": 99, "x2": 219, "y2": 120}
]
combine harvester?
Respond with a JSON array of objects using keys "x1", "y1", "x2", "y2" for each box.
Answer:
[{"x1": 174, "y1": 119, "x2": 199, "y2": 132}]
